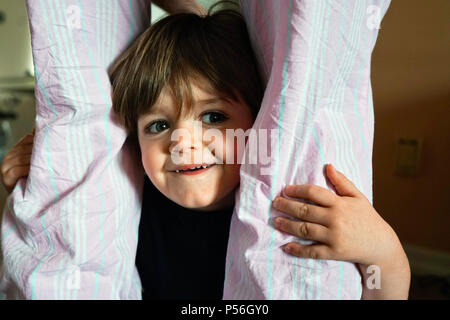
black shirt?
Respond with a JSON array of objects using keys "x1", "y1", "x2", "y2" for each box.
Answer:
[{"x1": 135, "y1": 175, "x2": 234, "y2": 300}]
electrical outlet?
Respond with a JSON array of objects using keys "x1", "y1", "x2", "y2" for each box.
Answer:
[{"x1": 394, "y1": 137, "x2": 423, "y2": 176}]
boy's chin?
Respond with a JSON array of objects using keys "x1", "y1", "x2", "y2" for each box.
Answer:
[
  {"x1": 194, "y1": 192, "x2": 236, "y2": 212},
  {"x1": 177, "y1": 196, "x2": 233, "y2": 213}
]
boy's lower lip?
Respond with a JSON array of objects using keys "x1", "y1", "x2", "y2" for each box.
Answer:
[{"x1": 173, "y1": 164, "x2": 216, "y2": 175}]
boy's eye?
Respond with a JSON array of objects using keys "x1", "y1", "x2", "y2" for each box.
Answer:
[
  {"x1": 202, "y1": 111, "x2": 228, "y2": 124},
  {"x1": 146, "y1": 120, "x2": 169, "y2": 134},
  {"x1": 144, "y1": 111, "x2": 228, "y2": 134}
]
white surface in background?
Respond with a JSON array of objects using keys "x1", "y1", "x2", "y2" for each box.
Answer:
[{"x1": 150, "y1": 2, "x2": 168, "y2": 24}]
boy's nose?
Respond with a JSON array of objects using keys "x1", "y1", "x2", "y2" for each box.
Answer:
[
  {"x1": 168, "y1": 122, "x2": 204, "y2": 156},
  {"x1": 169, "y1": 135, "x2": 197, "y2": 153},
  {"x1": 169, "y1": 135, "x2": 205, "y2": 165}
]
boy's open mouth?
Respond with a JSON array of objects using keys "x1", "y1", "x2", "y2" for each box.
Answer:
[{"x1": 173, "y1": 164, "x2": 215, "y2": 175}]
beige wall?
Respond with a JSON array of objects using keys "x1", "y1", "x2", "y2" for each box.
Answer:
[
  {"x1": 371, "y1": 0, "x2": 450, "y2": 252},
  {"x1": 0, "y1": 0, "x2": 33, "y2": 79}
]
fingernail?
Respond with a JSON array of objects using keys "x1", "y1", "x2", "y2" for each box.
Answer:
[
  {"x1": 272, "y1": 198, "x2": 279, "y2": 208},
  {"x1": 274, "y1": 218, "x2": 281, "y2": 228},
  {"x1": 281, "y1": 184, "x2": 289, "y2": 197},
  {"x1": 282, "y1": 245, "x2": 291, "y2": 253}
]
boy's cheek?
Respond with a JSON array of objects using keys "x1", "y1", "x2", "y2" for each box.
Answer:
[{"x1": 140, "y1": 147, "x2": 160, "y2": 176}]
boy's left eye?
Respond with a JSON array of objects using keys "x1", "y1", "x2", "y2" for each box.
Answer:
[
  {"x1": 201, "y1": 111, "x2": 228, "y2": 124},
  {"x1": 145, "y1": 120, "x2": 169, "y2": 134}
]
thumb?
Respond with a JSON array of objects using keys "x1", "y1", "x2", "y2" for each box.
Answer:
[{"x1": 326, "y1": 164, "x2": 360, "y2": 198}]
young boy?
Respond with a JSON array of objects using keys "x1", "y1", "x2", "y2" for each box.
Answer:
[{"x1": 1, "y1": 5, "x2": 410, "y2": 299}]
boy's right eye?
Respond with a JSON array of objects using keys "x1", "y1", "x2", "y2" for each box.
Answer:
[{"x1": 145, "y1": 120, "x2": 169, "y2": 134}]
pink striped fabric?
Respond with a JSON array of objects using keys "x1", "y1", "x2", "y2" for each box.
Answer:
[
  {"x1": 0, "y1": 0, "x2": 151, "y2": 299},
  {"x1": 223, "y1": 0, "x2": 390, "y2": 299},
  {"x1": 0, "y1": 0, "x2": 390, "y2": 299}
]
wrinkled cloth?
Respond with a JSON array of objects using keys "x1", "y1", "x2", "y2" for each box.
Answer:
[
  {"x1": 0, "y1": 0, "x2": 151, "y2": 299},
  {"x1": 222, "y1": 0, "x2": 390, "y2": 300},
  {"x1": 0, "y1": 0, "x2": 390, "y2": 300}
]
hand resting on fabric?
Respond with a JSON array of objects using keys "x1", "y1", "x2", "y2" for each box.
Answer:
[{"x1": 272, "y1": 163, "x2": 411, "y2": 299}]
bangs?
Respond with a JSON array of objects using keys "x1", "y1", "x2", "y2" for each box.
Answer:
[
  {"x1": 137, "y1": 53, "x2": 239, "y2": 122},
  {"x1": 109, "y1": 7, "x2": 264, "y2": 144},
  {"x1": 162, "y1": 68, "x2": 222, "y2": 120}
]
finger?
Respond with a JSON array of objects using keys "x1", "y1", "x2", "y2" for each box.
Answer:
[
  {"x1": 2, "y1": 145, "x2": 32, "y2": 164},
  {"x1": 1, "y1": 153, "x2": 32, "y2": 175},
  {"x1": 3, "y1": 165, "x2": 30, "y2": 190},
  {"x1": 15, "y1": 133, "x2": 35, "y2": 145},
  {"x1": 282, "y1": 242, "x2": 332, "y2": 260},
  {"x1": 274, "y1": 217, "x2": 330, "y2": 244},
  {"x1": 21, "y1": 134, "x2": 35, "y2": 144},
  {"x1": 326, "y1": 164, "x2": 361, "y2": 198},
  {"x1": 283, "y1": 184, "x2": 337, "y2": 207},
  {"x1": 272, "y1": 196, "x2": 330, "y2": 226},
  {"x1": 14, "y1": 135, "x2": 29, "y2": 146},
  {"x1": 3, "y1": 144, "x2": 33, "y2": 161}
]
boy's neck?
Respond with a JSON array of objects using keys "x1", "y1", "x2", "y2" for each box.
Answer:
[{"x1": 191, "y1": 187, "x2": 237, "y2": 213}]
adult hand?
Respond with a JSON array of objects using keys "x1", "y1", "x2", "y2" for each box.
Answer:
[{"x1": 0, "y1": 129, "x2": 34, "y2": 194}]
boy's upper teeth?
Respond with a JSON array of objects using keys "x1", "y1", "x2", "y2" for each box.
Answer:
[{"x1": 176, "y1": 165, "x2": 209, "y2": 172}]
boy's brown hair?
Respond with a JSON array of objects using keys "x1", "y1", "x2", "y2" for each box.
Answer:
[{"x1": 108, "y1": 1, "x2": 264, "y2": 154}]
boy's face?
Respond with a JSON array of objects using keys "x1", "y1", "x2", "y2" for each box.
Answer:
[{"x1": 137, "y1": 81, "x2": 254, "y2": 212}]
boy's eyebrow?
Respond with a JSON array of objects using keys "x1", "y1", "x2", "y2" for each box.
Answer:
[
  {"x1": 148, "y1": 97, "x2": 228, "y2": 115},
  {"x1": 195, "y1": 97, "x2": 227, "y2": 106}
]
